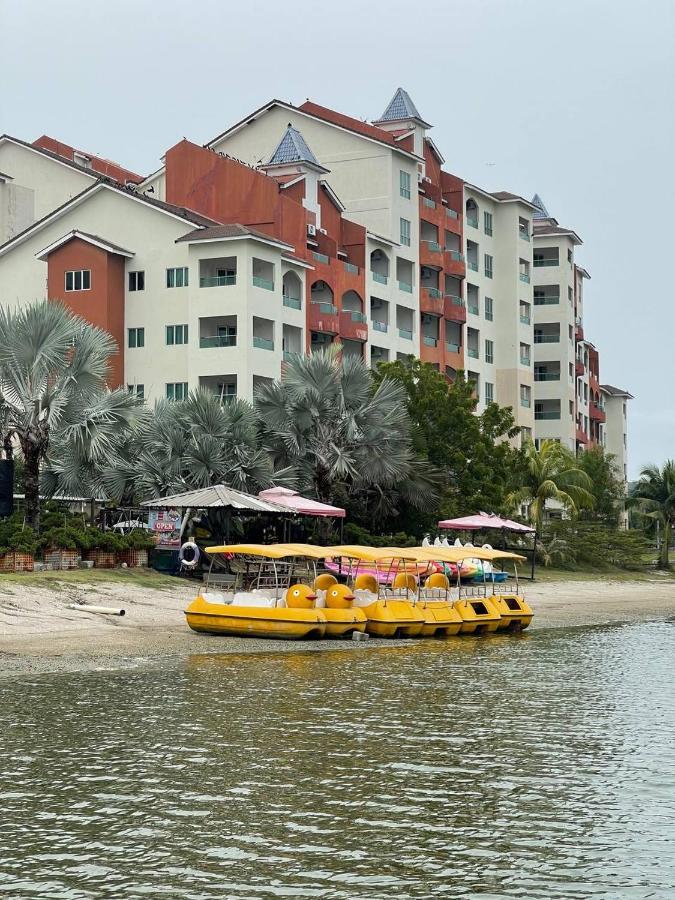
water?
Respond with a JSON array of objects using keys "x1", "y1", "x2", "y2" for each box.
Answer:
[{"x1": 1, "y1": 622, "x2": 674, "y2": 899}]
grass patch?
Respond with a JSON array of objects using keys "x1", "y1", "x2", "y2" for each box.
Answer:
[
  {"x1": 0, "y1": 568, "x2": 180, "y2": 590},
  {"x1": 532, "y1": 565, "x2": 675, "y2": 584}
]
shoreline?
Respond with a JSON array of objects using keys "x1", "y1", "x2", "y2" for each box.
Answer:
[{"x1": 1, "y1": 574, "x2": 673, "y2": 678}]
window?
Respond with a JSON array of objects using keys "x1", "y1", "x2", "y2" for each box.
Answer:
[
  {"x1": 568, "y1": 248, "x2": 573, "y2": 264},
  {"x1": 127, "y1": 384, "x2": 144, "y2": 400},
  {"x1": 166, "y1": 382, "x2": 188, "y2": 401},
  {"x1": 484, "y1": 254, "x2": 493, "y2": 278},
  {"x1": 520, "y1": 384, "x2": 531, "y2": 408},
  {"x1": 485, "y1": 382, "x2": 494, "y2": 404},
  {"x1": 400, "y1": 218, "x2": 411, "y2": 246},
  {"x1": 128, "y1": 327, "x2": 144, "y2": 348},
  {"x1": 485, "y1": 297, "x2": 494, "y2": 321},
  {"x1": 485, "y1": 339, "x2": 494, "y2": 364},
  {"x1": 128, "y1": 271, "x2": 145, "y2": 292},
  {"x1": 568, "y1": 286, "x2": 573, "y2": 305},
  {"x1": 166, "y1": 267, "x2": 188, "y2": 288},
  {"x1": 65, "y1": 269, "x2": 91, "y2": 291},
  {"x1": 484, "y1": 211, "x2": 493, "y2": 236},
  {"x1": 166, "y1": 324, "x2": 189, "y2": 346},
  {"x1": 399, "y1": 170, "x2": 411, "y2": 199}
]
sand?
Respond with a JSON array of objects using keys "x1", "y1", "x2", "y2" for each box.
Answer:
[{"x1": 0, "y1": 571, "x2": 673, "y2": 678}]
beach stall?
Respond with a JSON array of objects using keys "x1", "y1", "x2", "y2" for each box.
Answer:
[
  {"x1": 257, "y1": 487, "x2": 346, "y2": 542},
  {"x1": 437, "y1": 513, "x2": 537, "y2": 579}
]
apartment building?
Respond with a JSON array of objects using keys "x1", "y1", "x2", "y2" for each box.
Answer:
[{"x1": 601, "y1": 384, "x2": 633, "y2": 483}]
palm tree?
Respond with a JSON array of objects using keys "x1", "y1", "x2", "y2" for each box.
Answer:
[
  {"x1": 0, "y1": 302, "x2": 139, "y2": 529},
  {"x1": 629, "y1": 461, "x2": 675, "y2": 568},
  {"x1": 508, "y1": 438, "x2": 594, "y2": 533},
  {"x1": 255, "y1": 348, "x2": 437, "y2": 519}
]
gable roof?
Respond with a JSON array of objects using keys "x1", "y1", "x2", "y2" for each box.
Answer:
[
  {"x1": 33, "y1": 135, "x2": 143, "y2": 184},
  {"x1": 374, "y1": 88, "x2": 430, "y2": 128},
  {"x1": 298, "y1": 100, "x2": 421, "y2": 158},
  {"x1": 533, "y1": 223, "x2": 582, "y2": 244},
  {"x1": 0, "y1": 134, "x2": 100, "y2": 181},
  {"x1": 175, "y1": 223, "x2": 293, "y2": 251},
  {"x1": 531, "y1": 193, "x2": 550, "y2": 219},
  {"x1": 266, "y1": 125, "x2": 325, "y2": 170},
  {"x1": 0, "y1": 179, "x2": 220, "y2": 258},
  {"x1": 36, "y1": 229, "x2": 135, "y2": 261},
  {"x1": 601, "y1": 384, "x2": 634, "y2": 399}
]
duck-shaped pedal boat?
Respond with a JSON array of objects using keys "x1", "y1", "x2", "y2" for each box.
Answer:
[
  {"x1": 417, "y1": 574, "x2": 463, "y2": 637},
  {"x1": 489, "y1": 594, "x2": 533, "y2": 631},
  {"x1": 184, "y1": 583, "x2": 327, "y2": 640},
  {"x1": 452, "y1": 597, "x2": 502, "y2": 634},
  {"x1": 319, "y1": 583, "x2": 368, "y2": 638}
]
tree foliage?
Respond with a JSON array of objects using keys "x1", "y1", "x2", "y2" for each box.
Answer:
[
  {"x1": 628, "y1": 460, "x2": 675, "y2": 568},
  {"x1": 576, "y1": 445, "x2": 626, "y2": 525}
]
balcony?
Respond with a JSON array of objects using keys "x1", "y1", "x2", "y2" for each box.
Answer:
[
  {"x1": 252, "y1": 258, "x2": 275, "y2": 292},
  {"x1": 534, "y1": 294, "x2": 559, "y2": 305},
  {"x1": 309, "y1": 301, "x2": 339, "y2": 334},
  {"x1": 534, "y1": 334, "x2": 560, "y2": 344},
  {"x1": 520, "y1": 314, "x2": 531, "y2": 325},
  {"x1": 444, "y1": 295, "x2": 466, "y2": 324},
  {"x1": 398, "y1": 280, "x2": 413, "y2": 293},
  {"x1": 445, "y1": 342, "x2": 460, "y2": 354},
  {"x1": 468, "y1": 260, "x2": 478, "y2": 272},
  {"x1": 421, "y1": 287, "x2": 444, "y2": 317},
  {"x1": 420, "y1": 240, "x2": 443, "y2": 268},
  {"x1": 519, "y1": 273, "x2": 530, "y2": 284},
  {"x1": 467, "y1": 348, "x2": 479, "y2": 359},
  {"x1": 467, "y1": 216, "x2": 478, "y2": 229},
  {"x1": 519, "y1": 231, "x2": 530, "y2": 242},
  {"x1": 312, "y1": 251, "x2": 329, "y2": 264},
  {"x1": 576, "y1": 427, "x2": 588, "y2": 444},
  {"x1": 446, "y1": 207, "x2": 459, "y2": 220},
  {"x1": 283, "y1": 296, "x2": 302, "y2": 310},
  {"x1": 422, "y1": 197, "x2": 436, "y2": 209},
  {"x1": 372, "y1": 320, "x2": 388, "y2": 333},
  {"x1": 398, "y1": 328, "x2": 413, "y2": 340},
  {"x1": 199, "y1": 316, "x2": 236, "y2": 351},
  {"x1": 339, "y1": 309, "x2": 368, "y2": 342},
  {"x1": 252, "y1": 276, "x2": 274, "y2": 291},
  {"x1": 575, "y1": 359, "x2": 585, "y2": 376},
  {"x1": 200, "y1": 274, "x2": 236, "y2": 288},
  {"x1": 520, "y1": 355, "x2": 531, "y2": 367},
  {"x1": 253, "y1": 336, "x2": 274, "y2": 351},
  {"x1": 371, "y1": 271, "x2": 388, "y2": 285},
  {"x1": 444, "y1": 250, "x2": 466, "y2": 278},
  {"x1": 590, "y1": 402, "x2": 606, "y2": 423},
  {"x1": 536, "y1": 410, "x2": 561, "y2": 420},
  {"x1": 534, "y1": 372, "x2": 561, "y2": 382},
  {"x1": 343, "y1": 261, "x2": 359, "y2": 274},
  {"x1": 200, "y1": 334, "x2": 236, "y2": 349},
  {"x1": 423, "y1": 336, "x2": 438, "y2": 347}
]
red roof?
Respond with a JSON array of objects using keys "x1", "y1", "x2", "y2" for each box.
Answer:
[
  {"x1": 298, "y1": 101, "x2": 408, "y2": 152},
  {"x1": 33, "y1": 135, "x2": 143, "y2": 184}
]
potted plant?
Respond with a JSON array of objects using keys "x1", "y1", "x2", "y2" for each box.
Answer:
[
  {"x1": 117, "y1": 529, "x2": 154, "y2": 568},
  {"x1": 0, "y1": 527, "x2": 37, "y2": 572},
  {"x1": 82, "y1": 529, "x2": 121, "y2": 568},
  {"x1": 41, "y1": 526, "x2": 82, "y2": 570}
]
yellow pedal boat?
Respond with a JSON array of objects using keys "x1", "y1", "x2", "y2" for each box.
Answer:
[
  {"x1": 416, "y1": 599, "x2": 464, "y2": 636},
  {"x1": 185, "y1": 594, "x2": 327, "y2": 639},
  {"x1": 452, "y1": 597, "x2": 502, "y2": 634},
  {"x1": 489, "y1": 594, "x2": 533, "y2": 631},
  {"x1": 321, "y1": 583, "x2": 368, "y2": 638}
]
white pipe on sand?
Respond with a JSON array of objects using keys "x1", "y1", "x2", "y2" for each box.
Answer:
[{"x1": 67, "y1": 604, "x2": 126, "y2": 617}]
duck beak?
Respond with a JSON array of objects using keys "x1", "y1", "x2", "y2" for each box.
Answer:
[
  {"x1": 307, "y1": 593, "x2": 317, "y2": 601},
  {"x1": 345, "y1": 593, "x2": 355, "y2": 601}
]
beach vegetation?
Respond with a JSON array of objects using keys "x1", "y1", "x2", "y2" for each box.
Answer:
[{"x1": 628, "y1": 460, "x2": 675, "y2": 568}]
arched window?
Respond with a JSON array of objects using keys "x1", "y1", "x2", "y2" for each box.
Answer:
[{"x1": 465, "y1": 198, "x2": 479, "y2": 227}]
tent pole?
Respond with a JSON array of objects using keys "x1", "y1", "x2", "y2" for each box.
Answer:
[
  {"x1": 531, "y1": 531, "x2": 537, "y2": 581},
  {"x1": 340, "y1": 517, "x2": 344, "y2": 543}
]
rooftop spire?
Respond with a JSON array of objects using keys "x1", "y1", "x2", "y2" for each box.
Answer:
[
  {"x1": 374, "y1": 88, "x2": 430, "y2": 127},
  {"x1": 267, "y1": 124, "x2": 322, "y2": 168},
  {"x1": 531, "y1": 193, "x2": 550, "y2": 219}
]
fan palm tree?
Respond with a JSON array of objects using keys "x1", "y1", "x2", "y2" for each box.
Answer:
[
  {"x1": 255, "y1": 348, "x2": 437, "y2": 519},
  {"x1": 0, "y1": 301, "x2": 139, "y2": 529},
  {"x1": 629, "y1": 461, "x2": 675, "y2": 568},
  {"x1": 508, "y1": 438, "x2": 594, "y2": 533}
]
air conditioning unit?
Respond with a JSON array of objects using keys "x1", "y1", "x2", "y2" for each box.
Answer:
[
  {"x1": 307, "y1": 224, "x2": 316, "y2": 237},
  {"x1": 319, "y1": 227, "x2": 327, "y2": 235}
]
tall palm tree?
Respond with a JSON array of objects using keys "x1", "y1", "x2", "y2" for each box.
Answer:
[
  {"x1": 255, "y1": 348, "x2": 437, "y2": 518},
  {"x1": 629, "y1": 461, "x2": 675, "y2": 568},
  {"x1": 508, "y1": 438, "x2": 594, "y2": 532},
  {"x1": 0, "y1": 302, "x2": 138, "y2": 529}
]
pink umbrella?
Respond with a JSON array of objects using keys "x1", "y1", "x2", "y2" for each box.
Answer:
[
  {"x1": 258, "y1": 487, "x2": 346, "y2": 518},
  {"x1": 438, "y1": 513, "x2": 534, "y2": 533}
]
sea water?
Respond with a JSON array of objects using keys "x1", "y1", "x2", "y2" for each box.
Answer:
[{"x1": 1, "y1": 621, "x2": 674, "y2": 899}]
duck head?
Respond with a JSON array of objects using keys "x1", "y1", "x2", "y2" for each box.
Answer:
[
  {"x1": 285, "y1": 583, "x2": 317, "y2": 609},
  {"x1": 325, "y1": 583, "x2": 355, "y2": 609}
]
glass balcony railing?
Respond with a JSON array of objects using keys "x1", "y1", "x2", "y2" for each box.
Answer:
[
  {"x1": 519, "y1": 273, "x2": 530, "y2": 283},
  {"x1": 535, "y1": 411, "x2": 561, "y2": 420},
  {"x1": 398, "y1": 328, "x2": 413, "y2": 340},
  {"x1": 252, "y1": 276, "x2": 274, "y2": 291},
  {"x1": 520, "y1": 356, "x2": 531, "y2": 366},
  {"x1": 534, "y1": 296, "x2": 559, "y2": 305},
  {"x1": 253, "y1": 336, "x2": 274, "y2": 351},
  {"x1": 519, "y1": 231, "x2": 530, "y2": 241},
  {"x1": 422, "y1": 197, "x2": 436, "y2": 208},
  {"x1": 371, "y1": 271, "x2": 388, "y2": 284},
  {"x1": 312, "y1": 251, "x2": 329, "y2": 264},
  {"x1": 468, "y1": 304, "x2": 479, "y2": 315},
  {"x1": 533, "y1": 258, "x2": 559, "y2": 267},
  {"x1": 423, "y1": 240, "x2": 442, "y2": 252},
  {"x1": 468, "y1": 260, "x2": 478, "y2": 271},
  {"x1": 467, "y1": 217, "x2": 478, "y2": 228},
  {"x1": 313, "y1": 302, "x2": 337, "y2": 315},
  {"x1": 423, "y1": 336, "x2": 438, "y2": 347},
  {"x1": 534, "y1": 372, "x2": 561, "y2": 381},
  {"x1": 448, "y1": 250, "x2": 465, "y2": 261},
  {"x1": 445, "y1": 342, "x2": 460, "y2": 353},
  {"x1": 467, "y1": 348, "x2": 479, "y2": 359},
  {"x1": 534, "y1": 334, "x2": 560, "y2": 344},
  {"x1": 345, "y1": 310, "x2": 368, "y2": 323},
  {"x1": 372, "y1": 320, "x2": 388, "y2": 333},
  {"x1": 199, "y1": 335, "x2": 236, "y2": 348},
  {"x1": 520, "y1": 314, "x2": 531, "y2": 325},
  {"x1": 425, "y1": 287, "x2": 442, "y2": 299},
  {"x1": 446, "y1": 207, "x2": 459, "y2": 220},
  {"x1": 283, "y1": 296, "x2": 302, "y2": 310},
  {"x1": 521, "y1": 397, "x2": 531, "y2": 408},
  {"x1": 398, "y1": 280, "x2": 413, "y2": 293},
  {"x1": 343, "y1": 261, "x2": 359, "y2": 274},
  {"x1": 283, "y1": 350, "x2": 297, "y2": 362},
  {"x1": 200, "y1": 274, "x2": 236, "y2": 288},
  {"x1": 445, "y1": 294, "x2": 464, "y2": 306}
]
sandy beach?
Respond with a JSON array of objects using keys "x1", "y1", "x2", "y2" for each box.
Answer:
[{"x1": 0, "y1": 570, "x2": 673, "y2": 678}]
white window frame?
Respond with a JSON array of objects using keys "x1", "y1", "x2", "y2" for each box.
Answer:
[
  {"x1": 129, "y1": 270, "x2": 145, "y2": 292},
  {"x1": 65, "y1": 269, "x2": 91, "y2": 292},
  {"x1": 400, "y1": 218, "x2": 411, "y2": 246},
  {"x1": 399, "y1": 170, "x2": 411, "y2": 199},
  {"x1": 166, "y1": 267, "x2": 189, "y2": 288}
]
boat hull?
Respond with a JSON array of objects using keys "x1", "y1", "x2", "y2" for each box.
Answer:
[
  {"x1": 322, "y1": 607, "x2": 368, "y2": 638},
  {"x1": 490, "y1": 595, "x2": 533, "y2": 631},
  {"x1": 362, "y1": 599, "x2": 426, "y2": 638},
  {"x1": 453, "y1": 598, "x2": 502, "y2": 634},
  {"x1": 184, "y1": 596, "x2": 327, "y2": 639},
  {"x1": 417, "y1": 600, "x2": 463, "y2": 637}
]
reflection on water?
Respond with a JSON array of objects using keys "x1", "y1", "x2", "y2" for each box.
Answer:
[{"x1": 1, "y1": 622, "x2": 674, "y2": 898}]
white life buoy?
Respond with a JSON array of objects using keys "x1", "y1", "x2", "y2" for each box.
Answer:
[{"x1": 179, "y1": 541, "x2": 200, "y2": 568}]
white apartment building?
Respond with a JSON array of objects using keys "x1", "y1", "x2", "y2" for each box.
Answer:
[{"x1": 601, "y1": 384, "x2": 633, "y2": 483}]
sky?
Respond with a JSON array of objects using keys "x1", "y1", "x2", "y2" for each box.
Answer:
[{"x1": 1, "y1": 0, "x2": 673, "y2": 477}]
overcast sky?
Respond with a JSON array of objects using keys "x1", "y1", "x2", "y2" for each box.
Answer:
[{"x1": 1, "y1": 0, "x2": 673, "y2": 476}]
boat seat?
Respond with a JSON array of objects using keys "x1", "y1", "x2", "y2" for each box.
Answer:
[
  {"x1": 353, "y1": 588, "x2": 378, "y2": 607},
  {"x1": 201, "y1": 591, "x2": 232, "y2": 605}
]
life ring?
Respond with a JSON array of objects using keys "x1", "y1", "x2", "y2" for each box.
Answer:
[{"x1": 179, "y1": 541, "x2": 200, "y2": 568}]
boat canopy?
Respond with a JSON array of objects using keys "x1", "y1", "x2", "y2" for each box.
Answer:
[{"x1": 203, "y1": 543, "x2": 525, "y2": 563}]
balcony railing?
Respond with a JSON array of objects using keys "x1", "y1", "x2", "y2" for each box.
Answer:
[
  {"x1": 398, "y1": 280, "x2": 413, "y2": 293},
  {"x1": 445, "y1": 342, "x2": 460, "y2": 354},
  {"x1": 423, "y1": 336, "x2": 438, "y2": 347},
  {"x1": 253, "y1": 336, "x2": 274, "y2": 350},
  {"x1": 448, "y1": 250, "x2": 464, "y2": 261},
  {"x1": 424, "y1": 287, "x2": 442, "y2": 299},
  {"x1": 313, "y1": 302, "x2": 338, "y2": 315},
  {"x1": 371, "y1": 271, "x2": 388, "y2": 285},
  {"x1": 521, "y1": 397, "x2": 531, "y2": 408},
  {"x1": 519, "y1": 231, "x2": 530, "y2": 241},
  {"x1": 534, "y1": 372, "x2": 561, "y2": 381},
  {"x1": 422, "y1": 197, "x2": 436, "y2": 208},
  {"x1": 468, "y1": 260, "x2": 478, "y2": 271},
  {"x1": 520, "y1": 355, "x2": 531, "y2": 366},
  {"x1": 446, "y1": 207, "x2": 459, "y2": 220},
  {"x1": 283, "y1": 296, "x2": 302, "y2": 310},
  {"x1": 283, "y1": 350, "x2": 300, "y2": 362},
  {"x1": 252, "y1": 276, "x2": 274, "y2": 291},
  {"x1": 343, "y1": 261, "x2": 359, "y2": 274},
  {"x1": 423, "y1": 240, "x2": 442, "y2": 252},
  {"x1": 534, "y1": 334, "x2": 560, "y2": 343},
  {"x1": 344, "y1": 310, "x2": 368, "y2": 323},
  {"x1": 519, "y1": 273, "x2": 530, "y2": 283},
  {"x1": 372, "y1": 320, "x2": 388, "y2": 333},
  {"x1": 534, "y1": 296, "x2": 559, "y2": 305},
  {"x1": 467, "y1": 217, "x2": 478, "y2": 228},
  {"x1": 312, "y1": 251, "x2": 329, "y2": 264},
  {"x1": 467, "y1": 348, "x2": 479, "y2": 359},
  {"x1": 200, "y1": 335, "x2": 236, "y2": 348},
  {"x1": 468, "y1": 304, "x2": 479, "y2": 315},
  {"x1": 398, "y1": 328, "x2": 413, "y2": 340},
  {"x1": 445, "y1": 294, "x2": 464, "y2": 306},
  {"x1": 533, "y1": 258, "x2": 559, "y2": 267},
  {"x1": 200, "y1": 274, "x2": 236, "y2": 288},
  {"x1": 535, "y1": 411, "x2": 561, "y2": 420},
  {"x1": 520, "y1": 314, "x2": 531, "y2": 325}
]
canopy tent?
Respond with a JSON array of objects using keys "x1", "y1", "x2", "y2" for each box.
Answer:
[
  {"x1": 258, "y1": 487, "x2": 346, "y2": 518},
  {"x1": 438, "y1": 513, "x2": 534, "y2": 533},
  {"x1": 142, "y1": 485, "x2": 287, "y2": 513}
]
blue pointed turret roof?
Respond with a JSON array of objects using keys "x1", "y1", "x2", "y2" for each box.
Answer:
[
  {"x1": 531, "y1": 193, "x2": 550, "y2": 219},
  {"x1": 267, "y1": 124, "x2": 322, "y2": 167},
  {"x1": 374, "y1": 88, "x2": 430, "y2": 127}
]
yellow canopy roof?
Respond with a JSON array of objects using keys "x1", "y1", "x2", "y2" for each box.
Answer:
[
  {"x1": 322, "y1": 545, "x2": 423, "y2": 563},
  {"x1": 204, "y1": 543, "x2": 304, "y2": 558}
]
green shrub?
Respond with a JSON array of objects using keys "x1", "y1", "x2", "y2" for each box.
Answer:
[
  {"x1": 120, "y1": 529, "x2": 155, "y2": 550},
  {"x1": 541, "y1": 520, "x2": 650, "y2": 571}
]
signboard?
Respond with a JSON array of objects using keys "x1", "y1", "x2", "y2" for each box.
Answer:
[{"x1": 148, "y1": 509, "x2": 183, "y2": 547}]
